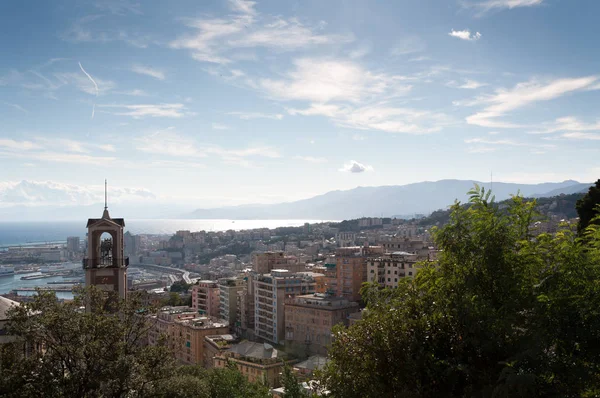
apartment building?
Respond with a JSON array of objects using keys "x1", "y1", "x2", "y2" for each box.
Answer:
[
  {"x1": 366, "y1": 251, "x2": 421, "y2": 288},
  {"x1": 254, "y1": 269, "x2": 322, "y2": 344},
  {"x1": 335, "y1": 245, "x2": 384, "y2": 302},
  {"x1": 253, "y1": 251, "x2": 304, "y2": 274},
  {"x1": 213, "y1": 341, "x2": 296, "y2": 387},
  {"x1": 191, "y1": 280, "x2": 220, "y2": 317},
  {"x1": 284, "y1": 293, "x2": 359, "y2": 355},
  {"x1": 218, "y1": 277, "x2": 243, "y2": 326},
  {"x1": 147, "y1": 306, "x2": 229, "y2": 365}
]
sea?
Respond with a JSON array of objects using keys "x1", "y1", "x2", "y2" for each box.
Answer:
[{"x1": 0, "y1": 219, "x2": 330, "y2": 247}]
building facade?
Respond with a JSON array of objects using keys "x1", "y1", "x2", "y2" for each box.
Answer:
[
  {"x1": 284, "y1": 293, "x2": 359, "y2": 355},
  {"x1": 254, "y1": 270, "x2": 322, "y2": 344},
  {"x1": 218, "y1": 277, "x2": 243, "y2": 327},
  {"x1": 147, "y1": 306, "x2": 229, "y2": 365},
  {"x1": 366, "y1": 251, "x2": 420, "y2": 288},
  {"x1": 213, "y1": 341, "x2": 296, "y2": 387},
  {"x1": 191, "y1": 280, "x2": 220, "y2": 317},
  {"x1": 335, "y1": 245, "x2": 383, "y2": 302},
  {"x1": 253, "y1": 252, "x2": 304, "y2": 274}
]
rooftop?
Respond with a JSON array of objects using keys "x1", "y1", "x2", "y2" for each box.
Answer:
[
  {"x1": 226, "y1": 341, "x2": 287, "y2": 360},
  {"x1": 0, "y1": 296, "x2": 19, "y2": 321},
  {"x1": 294, "y1": 355, "x2": 329, "y2": 372}
]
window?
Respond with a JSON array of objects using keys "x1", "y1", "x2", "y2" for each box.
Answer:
[
  {"x1": 387, "y1": 278, "x2": 391, "y2": 282},
  {"x1": 409, "y1": 272, "x2": 413, "y2": 276}
]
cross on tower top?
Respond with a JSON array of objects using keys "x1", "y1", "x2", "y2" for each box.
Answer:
[{"x1": 102, "y1": 179, "x2": 110, "y2": 219}]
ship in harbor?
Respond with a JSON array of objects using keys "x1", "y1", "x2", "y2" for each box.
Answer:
[{"x1": 0, "y1": 266, "x2": 15, "y2": 277}]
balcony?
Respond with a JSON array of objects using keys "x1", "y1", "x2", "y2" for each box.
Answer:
[{"x1": 82, "y1": 257, "x2": 129, "y2": 269}]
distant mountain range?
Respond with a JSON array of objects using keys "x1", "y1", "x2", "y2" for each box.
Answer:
[{"x1": 186, "y1": 180, "x2": 592, "y2": 220}]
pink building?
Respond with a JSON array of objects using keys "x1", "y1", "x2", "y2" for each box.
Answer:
[{"x1": 191, "y1": 280, "x2": 220, "y2": 317}]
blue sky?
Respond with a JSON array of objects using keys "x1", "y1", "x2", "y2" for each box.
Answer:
[{"x1": 1, "y1": 0, "x2": 600, "y2": 208}]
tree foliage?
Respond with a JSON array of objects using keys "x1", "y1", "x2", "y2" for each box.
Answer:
[
  {"x1": 577, "y1": 179, "x2": 600, "y2": 234},
  {"x1": 281, "y1": 364, "x2": 306, "y2": 398},
  {"x1": 321, "y1": 186, "x2": 600, "y2": 397},
  {"x1": 0, "y1": 288, "x2": 272, "y2": 398}
]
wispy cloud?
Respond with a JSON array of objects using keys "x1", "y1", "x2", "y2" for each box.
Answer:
[
  {"x1": 62, "y1": 15, "x2": 152, "y2": 48},
  {"x1": 528, "y1": 116, "x2": 600, "y2": 135},
  {"x1": 339, "y1": 160, "x2": 373, "y2": 173},
  {"x1": 131, "y1": 65, "x2": 165, "y2": 80},
  {"x1": 464, "y1": 136, "x2": 556, "y2": 154},
  {"x1": 294, "y1": 156, "x2": 327, "y2": 163},
  {"x1": 170, "y1": 1, "x2": 351, "y2": 65},
  {"x1": 562, "y1": 132, "x2": 600, "y2": 141},
  {"x1": 447, "y1": 79, "x2": 488, "y2": 89},
  {"x1": 93, "y1": 0, "x2": 143, "y2": 15},
  {"x1": 98, "y1": 103, "x2": 190, "y2": 118},
  {"x1": 466, "y1": 76, "x2": 599, "y2": 128},
  {"x1": 449, "y1": 29, "x2": 482, "y2": 41},
  {"x1": 466, "y1": 0, "x2": 544, "y2": 13},
  {"x1": 227, "y1": 111, "x2": 284, "y2": 120},
  {"x1": 135, "y1": 128, "x2": 280, "y2": 166},
  {"x1": 115, "y1": 89, "x2": 149, "y2": 97},
  {"x1": 212, "y1": 123, "x2": 229, "y2": 130},
  {"x1": 0, "y1": 139, "x2": 40, "y2": 151},
  {"x1": 0, "y1": 180, "x2": 154, "y2": 207},
  {"x1": 2, "y1": 102, "x2": 27, "y2": 112}
]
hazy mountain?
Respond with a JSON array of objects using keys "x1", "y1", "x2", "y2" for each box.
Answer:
[{"x1": 187, "y1": 180, "x2": 592, "y2": 220}]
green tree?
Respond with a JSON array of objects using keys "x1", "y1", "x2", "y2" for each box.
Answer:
[
  {"x1": 0, "y1": 287, "x2": 175, "y2": 398},
  {"x1": 169, "y1": 280, "x2": 191, "y2": 293},
  {"x1": 281, "y1": 364, "x2": 306, "y2": 398},
  {"x1": 320, "y1": 185, "x2": 600, "y2": 397},
  {"x1": 576, "y1": 179, "x2": 600, "y2": 233},
  {"x1": 0, "y1": 288, "x2": 272, "y2": 398}
]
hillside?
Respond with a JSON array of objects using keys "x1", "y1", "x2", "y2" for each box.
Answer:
[{"x1": 187, "y1": 180, "x2": 591, "y2": 220}]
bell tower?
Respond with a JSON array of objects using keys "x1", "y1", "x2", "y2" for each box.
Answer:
[{"x1": 83, "y1": 180, "x2": 128, "y2": 303}]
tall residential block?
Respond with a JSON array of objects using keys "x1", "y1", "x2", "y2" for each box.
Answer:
[
  {"x1": 219, "y1": 277, "x2": 243, "y2": 326},
  {"x1": 191, "y1": 280, "x2": 220, "y2": 317},
  {"x1": 66, "y1": 236, "x2": 80, "y2": 253},
  {"x1": 335, "y1": 245, "x2": 383, "y2": 302},
  {"x1": 254, "y1": 270, "x2": 323, "y2": 344}
]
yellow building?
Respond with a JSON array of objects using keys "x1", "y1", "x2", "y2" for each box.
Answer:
[
  {"x1": 213, "y1": 341, "x2": 296, "y2": 387},
  {"x1": 202, "y1": 334, "x2": 239, "y2": 368},
  {"x1": 147, "y1": 306, "x2": 229, "y2": 365}
]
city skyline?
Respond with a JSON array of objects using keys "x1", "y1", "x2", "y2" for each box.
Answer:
[{"x1": 2, "y1": 0, "x2": 600, "y2": 208}]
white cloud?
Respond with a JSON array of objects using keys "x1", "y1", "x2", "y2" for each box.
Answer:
[
  {"x1": 227, "y1": 111, "x2": 284, "y2": 120},
  {"x1": 212, "y1": 123, "x2": 230, "y2": 130},
  {"x1": 449, "y1": 29, "x2": 482, "y2": 41},
  {"x1": 62, "y1": 16, "x2": 152, "y2": 48},
  {"x1": 229, "y1": 0, "x2": 257, "y2": 15},
  {"x1": 562, "y1": 132, "x2": 600, "y2": 141},
  {"x1": 339, "y1": 160, "x2": 373, "y2": 173},
  {"x1": 528, "y1": 116, "x2": 600, "y2": 135},
  {"x1": 466, "y1": 76, "x2": 599, "y2": 128},
  {"x1": 458, "y1": 79, "x2": 488, "y2": 89},
  {"x1": 464, "y1": 137, "x2": 524, "y2": 146},
  {"x1": 294, "y1": 156, "x2": 327, "y2": 163},
  {"x1": 170, "y1": 3, "x2": 351, "y2": 66},
  {"x1": 116, "y1": 89, "x2": 149, "y2": 97},
  {"x1": 0, "y1": 139, "x2": 40, "y2": 151},
  {"x1": 99, "y1": 103, "x2": 190, "y2": 118},
  {"x1": 467, "y1": 146, "x2": 497, "y2": 153},
  {"x1": 352, "y1": 134, "x2": 366, "y2": 141},
  {"x1": 131, "y1": 65, "x2": 166, "y2": 80},
  {"x1": 408, "y1": 56, "x2": 431, "y2": 62},
  {"x1": 290, "y1": 103, "x2": 452, "y2": 134},
  {"x1": 261, "y1": 58, "x2": 410, "y2": 104},
  {"x1": 0, "y1": 180, "x2": 154, "y2": 207},
  {"x1": 469, "y1": 0, "x2": 544, "y2": 12}
]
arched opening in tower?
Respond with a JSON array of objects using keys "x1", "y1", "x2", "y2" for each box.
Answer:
[{"x1": 99, "y1": 231, "x2": 114, "y2": 267}]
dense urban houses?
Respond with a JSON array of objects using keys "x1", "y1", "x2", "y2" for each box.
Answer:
[
  {"x1": 147, "y1": 306, "x2": 229, "y2": 365},
  {"x1": 335, "y1": 245, "x2": 384, "y2": 302},
  {"x1": 191, "y1": 280, "x2": 220, "y2": 317},
  {"x1": 366, "y1": 251, "x2": 421, "y2": 287}
]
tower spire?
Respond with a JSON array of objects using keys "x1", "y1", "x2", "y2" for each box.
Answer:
[{"x1": 102, "y1": 179, "x2": 110, "y2": 219}]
